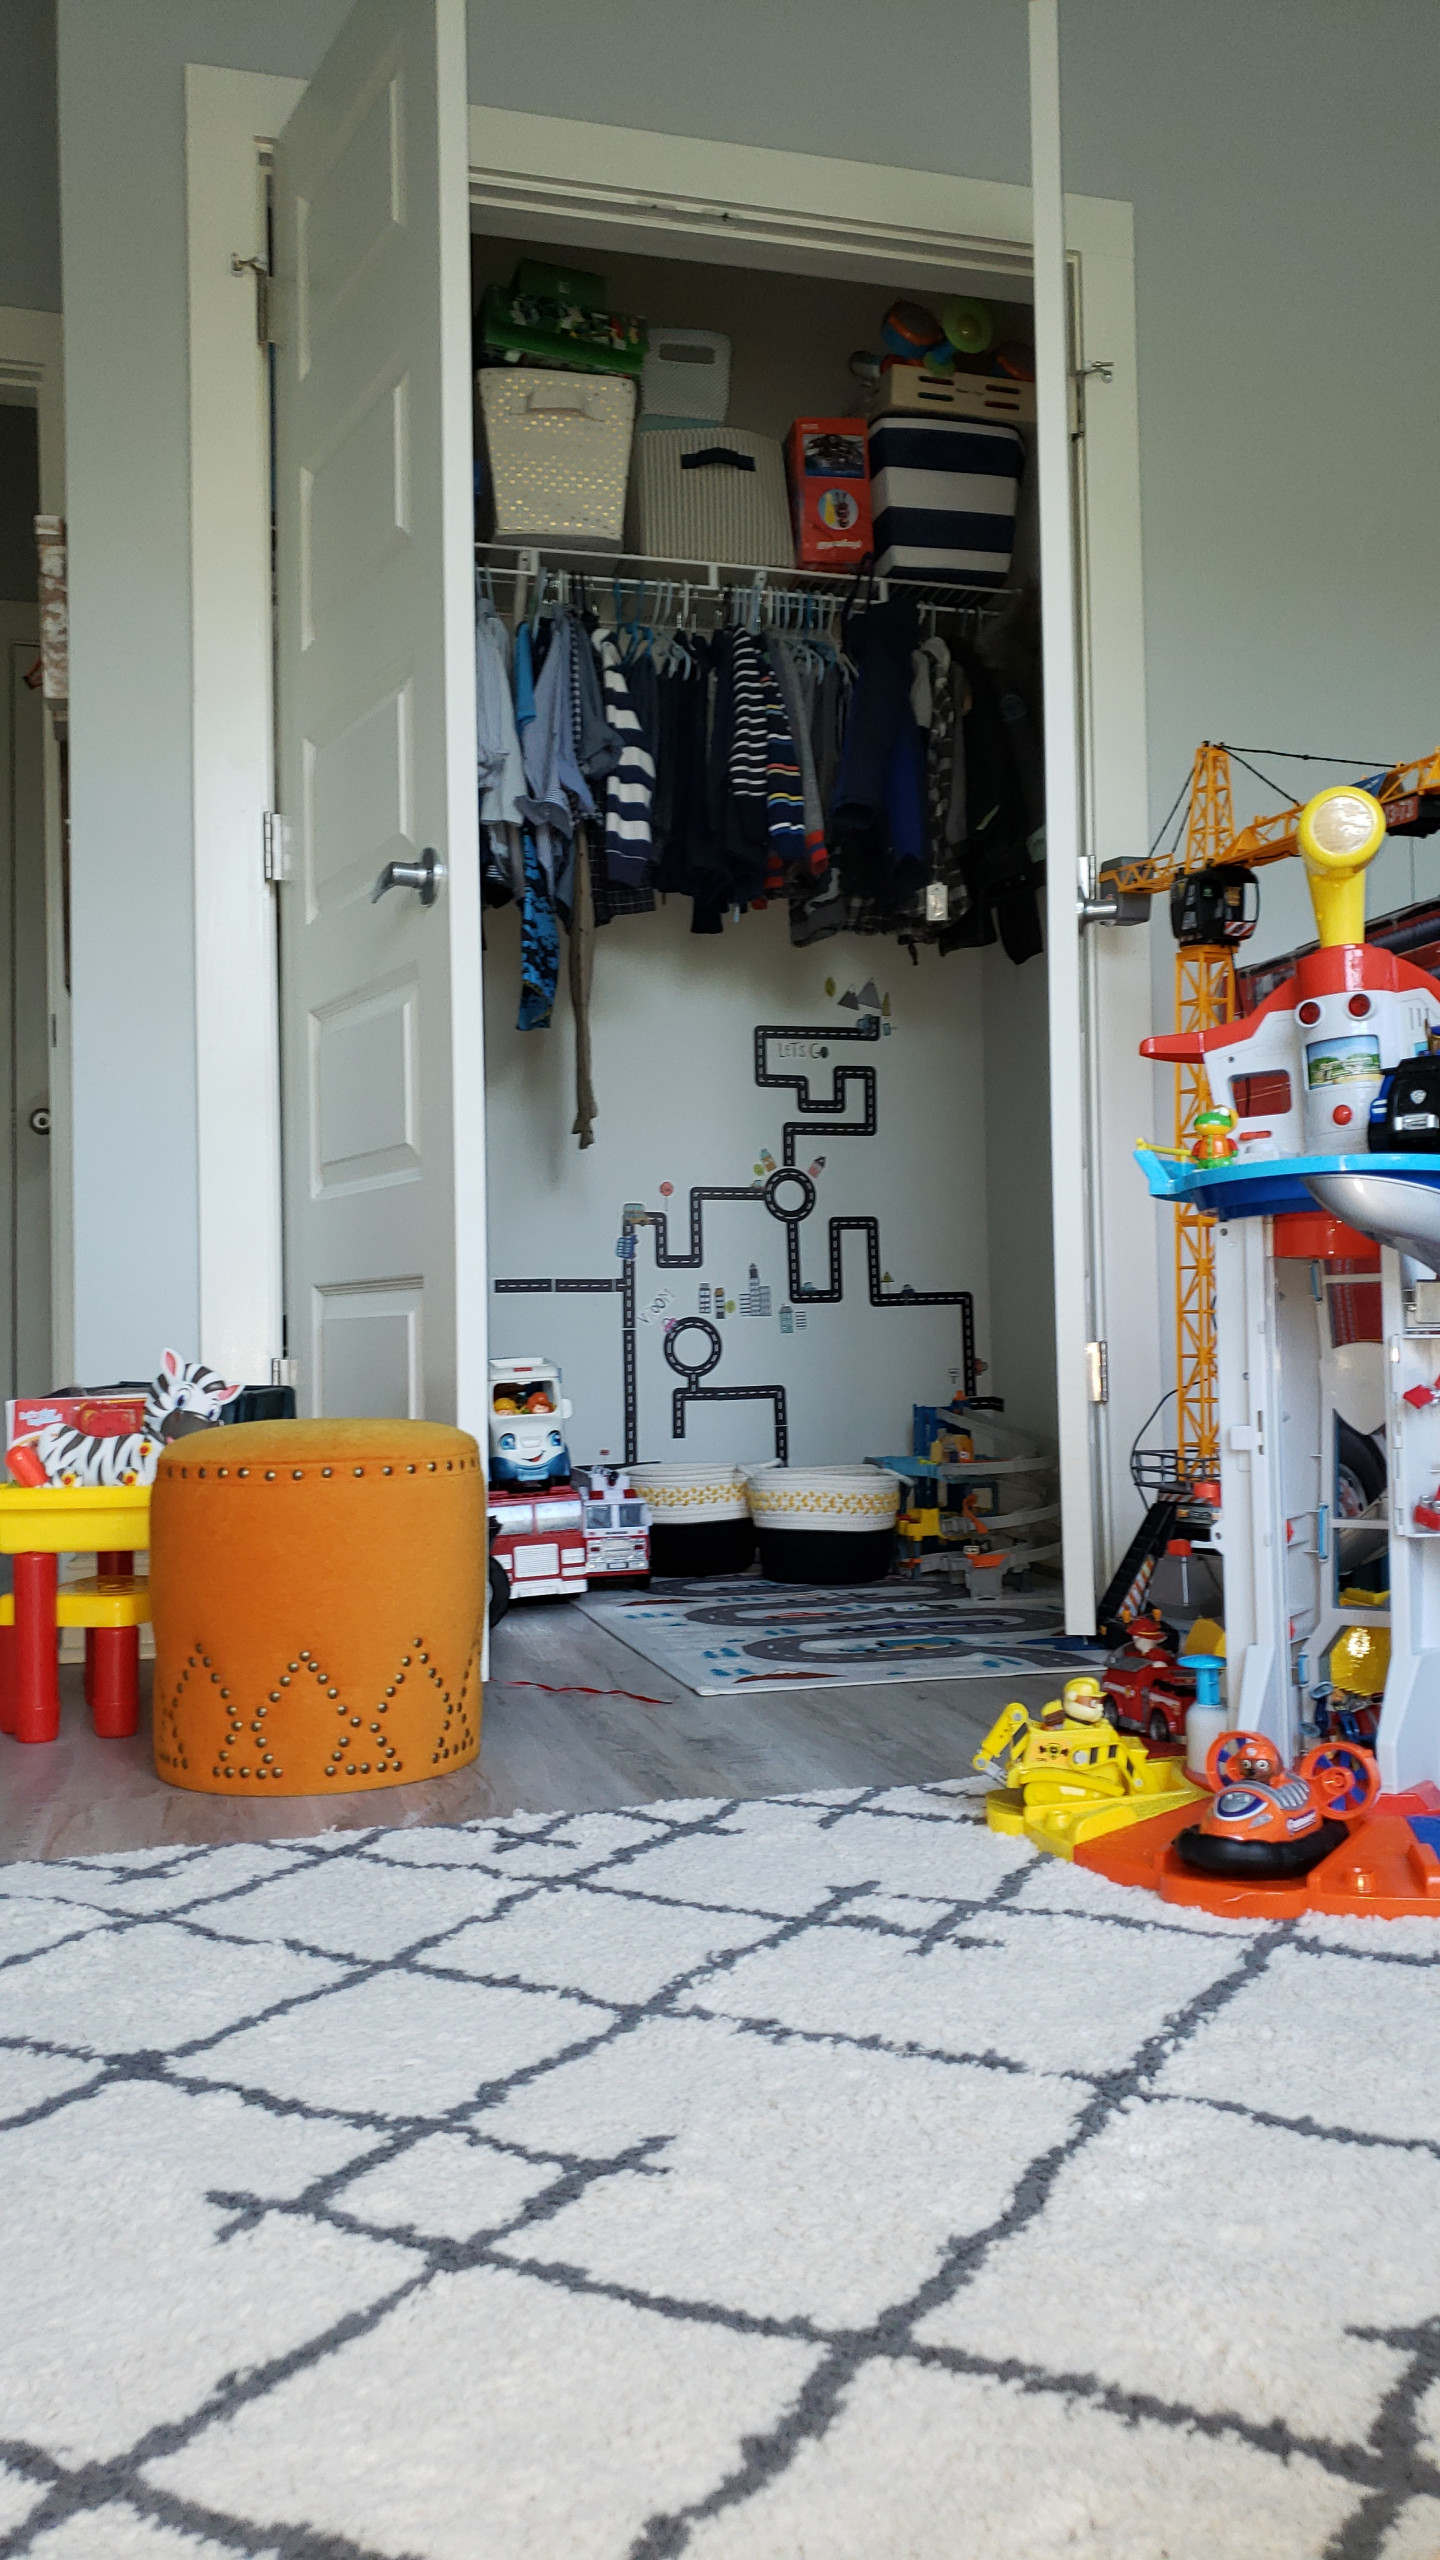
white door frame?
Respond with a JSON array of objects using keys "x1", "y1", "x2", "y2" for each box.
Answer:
[
  {"x1": 183, "y1": 68, "x2": 299, "y2": 1387},
  {"x1": 0, "y1": 303, "x2": 69, "y2": 1385},
  {"x1": 183, "y1": 70, "x2": 1161, "y2": 1573}
]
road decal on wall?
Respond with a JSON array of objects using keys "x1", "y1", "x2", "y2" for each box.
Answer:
[{"x1": 495, "y1": 1014, "x2": 975, "y2": 1462}]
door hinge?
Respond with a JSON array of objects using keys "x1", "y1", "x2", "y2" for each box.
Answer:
[
  {"x1": 270, "y1": 1356, "x2": 299, "y2": 1389},
  {"x1": 231, "y1": 252, "x2": 272, "y2": 347},
  {"x1": 1086, "y1": 1340, "x2": 1109, "y2": 1404},
  {"x1": 262, "y1": 810, "x2": 290, "y2": 884},
  {"x1": 1069, "y1": 358, "x2": 1114, "y2": 439}
]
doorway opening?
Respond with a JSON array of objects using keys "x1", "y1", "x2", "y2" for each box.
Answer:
[{"x1": 466, "y1": 212, "x2": 1074, "y2": 1758}]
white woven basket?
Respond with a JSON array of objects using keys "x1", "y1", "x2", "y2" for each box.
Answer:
[
  {"x1": 628, "y1": 1462, "x2": 750, "y2": 1525},
  {"x1": 626, "y1": 428, "x2": 792, "y2": 567},
  {"x1": 745, "y1": 1465, "x2": 902, "y2": 1535}
]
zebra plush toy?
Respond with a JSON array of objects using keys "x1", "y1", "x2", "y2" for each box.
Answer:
[{"x1": 6, "y1": 1351, "x2": 242, "y2": 1488}]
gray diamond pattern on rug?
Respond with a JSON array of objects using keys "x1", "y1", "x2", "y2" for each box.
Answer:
[{"x1": 2, "y1": 1786, "x2": 1440, "y2": 2558}]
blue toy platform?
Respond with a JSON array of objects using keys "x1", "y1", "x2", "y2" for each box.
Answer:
[{"x1": 1135, "y1": 1148, "x2": 1440, "y2": 1219}]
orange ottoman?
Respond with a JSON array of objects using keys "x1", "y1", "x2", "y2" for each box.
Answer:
[{"x1": 150, "y1": 1418, "x2": 484, "y2": 1796}]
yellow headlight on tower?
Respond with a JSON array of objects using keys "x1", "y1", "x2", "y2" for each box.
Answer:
[{"x1": 1298, "y1": 785, "x2": 1387, "y2": 948}]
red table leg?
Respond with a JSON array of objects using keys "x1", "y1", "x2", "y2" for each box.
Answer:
[
  {"x1": 14, "y1": 1551, "x2": 59, "y2": 1744},
  {"x1": 0, "y1": 1622, "x2": 15, "y2": 1736},
  {"x1": 89, "y1": 1626, "x2": 139, "y2": 1739},
  {"x1": 87, "y1": 1557, "x2": 138, "y2": 1729}
]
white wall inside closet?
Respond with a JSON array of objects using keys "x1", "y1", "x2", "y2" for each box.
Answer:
[{"x1": 485, "y1": 909, "x2": 1002, "y2": 1468}]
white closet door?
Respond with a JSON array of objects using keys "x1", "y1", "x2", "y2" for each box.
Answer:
[
  {"x1": 272, "y1": 0, "x2": 484, "y2": 1429},
  {"x1": 1030, "y1": 0, "x2": 1098, "y2": 1634}
]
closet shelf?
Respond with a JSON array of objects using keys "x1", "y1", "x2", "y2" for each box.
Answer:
[{"x1": 474, "y1": 537, "x2": 1019, "y2": 619}]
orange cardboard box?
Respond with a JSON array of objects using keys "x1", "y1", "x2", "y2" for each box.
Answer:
[{"x1": 786, "y1": 418, "x2": 872, "y2": 568}]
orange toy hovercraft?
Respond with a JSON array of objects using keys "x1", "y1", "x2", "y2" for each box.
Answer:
[{"x1": 1174, "y1": 1730, "x2": 1380, "y2": 1881}]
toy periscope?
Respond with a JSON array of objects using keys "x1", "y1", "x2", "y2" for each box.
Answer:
[
  {"x1": 487, "y1": 1356, "x2": 573, "y2": 1488},
  {"x1": 984, "y1": 782, "x2": 1440, "y2": 1922}
]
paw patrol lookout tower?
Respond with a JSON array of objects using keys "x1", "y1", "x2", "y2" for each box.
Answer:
[{"x1": 1133, "y1": 784, "x2": 1440, "y2": 1895}]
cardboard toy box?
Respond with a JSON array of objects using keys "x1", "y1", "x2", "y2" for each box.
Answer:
[
  {"x1": 6, "y1": 1391, "x2": 147, "y2": 1452},
  {"x1": 786, "y1": 418, "x2": 873, "y2": 568}
]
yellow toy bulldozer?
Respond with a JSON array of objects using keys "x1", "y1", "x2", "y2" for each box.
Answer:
[{"x1": 973, "y1": 1677, "x2": 1202, "y2": 1860}]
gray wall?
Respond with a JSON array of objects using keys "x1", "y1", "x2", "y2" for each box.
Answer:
[
  {"x1": 55, "y1": 0, "x2": 351, "y2": 1378},
  {"x1": 54, "y1": 0, "x2": 1440, "y2": 1378},
  {"x1": 0, "y1": 1, "x2": 61, "y2": 312}
]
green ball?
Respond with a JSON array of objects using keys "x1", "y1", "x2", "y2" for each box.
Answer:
[{"x1": 942, "y1": 296, "x2": 995, "y2": 356}]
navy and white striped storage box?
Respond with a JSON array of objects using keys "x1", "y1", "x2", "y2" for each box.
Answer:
[{"x1": 868, "y1": 414, "x2": 1023, "y2": 588}]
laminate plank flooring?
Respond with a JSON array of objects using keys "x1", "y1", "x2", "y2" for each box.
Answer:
[{"x1": 0, "y1": 1600, "x2": 1064, "y2": 1863}]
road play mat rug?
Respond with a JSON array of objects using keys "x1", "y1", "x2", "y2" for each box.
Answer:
[{"x1": 576, "y1": 1577, "x2": 1103, "y2": 1695}]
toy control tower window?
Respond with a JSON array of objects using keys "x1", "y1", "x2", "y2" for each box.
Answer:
[
  {"x1": 1231, "y1": 1070, "x2": 1292, "y2": 1119},
  {"x1": 1306, "y1": 1036, "x2": 1381, "y2": 1090}
]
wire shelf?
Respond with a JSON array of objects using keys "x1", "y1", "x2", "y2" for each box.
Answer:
[{"x1": 474, "y1": 538, "x2": 1020, "y2": 626}]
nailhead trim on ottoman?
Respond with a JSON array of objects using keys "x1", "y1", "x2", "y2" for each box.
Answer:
[{"x1": 150, "y1": 1418, "x2": 484, "y2": 1797}]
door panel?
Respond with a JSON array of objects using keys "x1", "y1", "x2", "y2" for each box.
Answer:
[
  {"x1": 313, "y1": 1278, "x2": 423, "y2": 1419},
  {"x1": 273, "y1": 0, "x2": 483, "y2": 1428},
  {"x1": 309, "y1": 972, "x2": 420, "y2": 1196},
  {"x1": 304, "y1": 377, "x2": 411, "y2": 642},
  {"x1": 304, "y1": 680, "x2": 414, "y2": 915}
]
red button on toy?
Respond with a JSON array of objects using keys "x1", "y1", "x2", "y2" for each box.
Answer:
[
  {"x1": 1333, "y1": 1104, "x2": 1354, "y2": 1125},
  {"x1": 1299, "y1": 1001, "x2": 1322, "y2": 1024},
  {"x1": 1348, "y1": 994, "x2": 1373, "y2": 1016}
]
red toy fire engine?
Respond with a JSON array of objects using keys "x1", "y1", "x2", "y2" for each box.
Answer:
[
  {"x1": 1101, "y1": 1613, "x2": 1195, "y2": 1743},
  {"x1": 487, "y1": 1486, "x2": 588, "y2": 1611},
  {"x1": 576, "y1": 1461, "x2": 651, "y2": 1583}
]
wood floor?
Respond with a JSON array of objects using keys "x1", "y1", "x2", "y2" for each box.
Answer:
[{"x1": 0, "y1": 1600, "x2": 1063, "y2": 1863}]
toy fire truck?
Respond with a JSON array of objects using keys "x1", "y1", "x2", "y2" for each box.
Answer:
[
  {"x1": 487, "y1": 1484, "x2": 589, "y2": 1606},
  {"x1": 576, "y1": 1459, "x2": 651, "y2": 1582}
]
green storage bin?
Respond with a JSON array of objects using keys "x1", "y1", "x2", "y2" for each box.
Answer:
[{"x1": 479, "y1": 277, "x2": 646, "y2": 378}]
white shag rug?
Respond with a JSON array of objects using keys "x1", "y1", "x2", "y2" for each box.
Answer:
[{"x1": 2, "y1": 1787, "x2": 1440, "y2": 2560}]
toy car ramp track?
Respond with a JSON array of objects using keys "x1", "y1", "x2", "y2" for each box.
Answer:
[{"x1": 1075, "y1": 1784, "x2": 1440, "y2": 1920}]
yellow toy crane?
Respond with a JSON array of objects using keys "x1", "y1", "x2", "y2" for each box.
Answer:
[{"x1": 1104, "y1": 741, "x2": 1440, "y2": 1484}]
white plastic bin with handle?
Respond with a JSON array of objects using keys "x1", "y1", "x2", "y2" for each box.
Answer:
[{"x1": 640, "y1": 328, "x2": 731, "y2": 423}]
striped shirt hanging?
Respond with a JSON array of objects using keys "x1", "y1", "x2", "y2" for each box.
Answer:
[
  {"x1": 727, "y1": 630, "x2": 771, "y2": 827},
  {"x1": 591, "y1": 629, "x2": 656, "y2": 889},
  {"x1": 760, "y1": 661, "x2": 805, "y2": 892}
]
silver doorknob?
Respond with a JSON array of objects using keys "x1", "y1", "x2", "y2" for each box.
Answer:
[{"x1": 371, "y1": 845, "x2": 445, "y2": 907}]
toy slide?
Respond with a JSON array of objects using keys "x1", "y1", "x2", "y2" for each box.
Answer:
[{"x1": 1305, "y1": 1169, "x2": 1440, "y2": 1275}]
